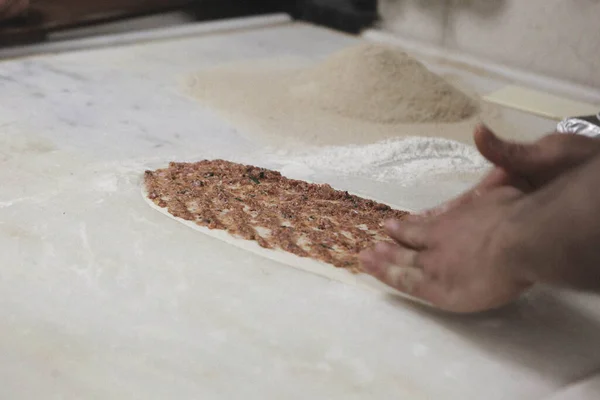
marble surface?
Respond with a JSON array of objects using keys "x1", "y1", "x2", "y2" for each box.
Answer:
[{"x1": 0, "y1": 17, "x2": 598, "y2": 399}]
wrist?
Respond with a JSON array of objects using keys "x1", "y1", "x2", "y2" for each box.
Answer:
[{"x1": 506, "y1": 156, "x2": 600, "y2": 290}]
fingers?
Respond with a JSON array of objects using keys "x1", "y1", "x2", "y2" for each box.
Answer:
[
  {"x1": 475, "y1": 124, "x2": 600, "y2": 187},
  {"x1": 359, "y1": 243, "x2": 420, "y2": 276},
  {"x1": 359, "y1": 244, "x2": 446, "y2": 308},
  {"x1": 410, "y1": 167, "x2": 512, "y2": 221},
  {"x1": 376, "y1": 242, "x2": 420, "y2": 267},
  {"x1": 409, "y1": 197, "x2": 459, "y2": 221},
  {"x1": 385, "y1": 219, "x2": 428, "y2": 249},
  {"x1": 475, "y1": 124, "x2": 544, "y2": 172},
  {"x1": 359, "y1": 244, "x2": 424, "y2": 295},
  {"x1": 534, "y1": 133, "x2": 600, "y2": 185}
]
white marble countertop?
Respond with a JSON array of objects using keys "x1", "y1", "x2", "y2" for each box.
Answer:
[{"x1": 0, "y1": 15, "x2": 598, "y2": 400}]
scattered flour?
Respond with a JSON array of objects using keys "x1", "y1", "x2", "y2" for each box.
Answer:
[
  {"x1": 93, "y1": 175, "x2": 119, "y2": 193},
  {"x1": 269, "y1": 136, "x2": 490, "y2": 184}
]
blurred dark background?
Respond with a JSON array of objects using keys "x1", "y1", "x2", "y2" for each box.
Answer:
[{"x1": 0, "y1": 0, "x2": 378, "y2": 47}]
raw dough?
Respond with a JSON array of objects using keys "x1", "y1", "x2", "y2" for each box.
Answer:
[
  {"x1": 141, "y1": 169, "x2": 432, "y2": 307},
  {"x1": 144, "y1": 160, "x2": 409, "y2": 271}
]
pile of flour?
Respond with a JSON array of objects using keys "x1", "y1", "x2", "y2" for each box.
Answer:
[
  {"x1": 268, "y1": 136, "x2": 490, "y2": 184},
  {"x1": 289, "y1": 43, "x2": 477, "y2": 124},
  {"x1": 186, "y1": 42, "x2": 506, "y2": 147}
]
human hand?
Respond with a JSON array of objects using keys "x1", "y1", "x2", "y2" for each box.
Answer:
[
  {"x1": 418, "y1": 125, "x2": 600, "y2": 220},
  {"x1": 360, "y1": 127, "x2": 600, "y2": 312},
  {"x1": 360, "y1": 186, "x2": 532, "y2": 313},
  {"x1": 0, "y1": 0, "x2": 28, "y2": 21}
]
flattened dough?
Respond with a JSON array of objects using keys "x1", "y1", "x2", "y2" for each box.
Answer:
[{"x1": 142, "y1": 185, "x2": 432, "y2": 307}]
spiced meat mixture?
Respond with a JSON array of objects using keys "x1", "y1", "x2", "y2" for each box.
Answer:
[{"x1": 144, "y1": 160, "x2": 409, "y2": 272}]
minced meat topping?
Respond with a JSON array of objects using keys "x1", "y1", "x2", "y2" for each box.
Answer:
[{"x1": 144, "y1": 160, "x2": 409, "y2": 273}]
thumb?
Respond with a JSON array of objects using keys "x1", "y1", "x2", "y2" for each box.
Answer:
[
  {"x1": 474, "y1": 124, "x2": 600, "y2": 187},
  {"x1": 474, "y1": 124, "x2": 538, "y2": 170}
]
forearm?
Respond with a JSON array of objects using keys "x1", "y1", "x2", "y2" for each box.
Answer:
[{"x1": 508, "y1": 152, "x2": 600, "y2": 290}]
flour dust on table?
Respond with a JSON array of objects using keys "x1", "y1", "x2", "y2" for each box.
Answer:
[
  {"x1": 265, "y1": 136, "x2": 491, "y2": 185},
  {"x1": 185, "y1": 42, "x2": 507, "y2": 147}
]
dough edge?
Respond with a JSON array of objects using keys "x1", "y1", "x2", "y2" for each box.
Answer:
[{"x1": 141, "y1": 185, "x2": 433, "y2": 308}]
